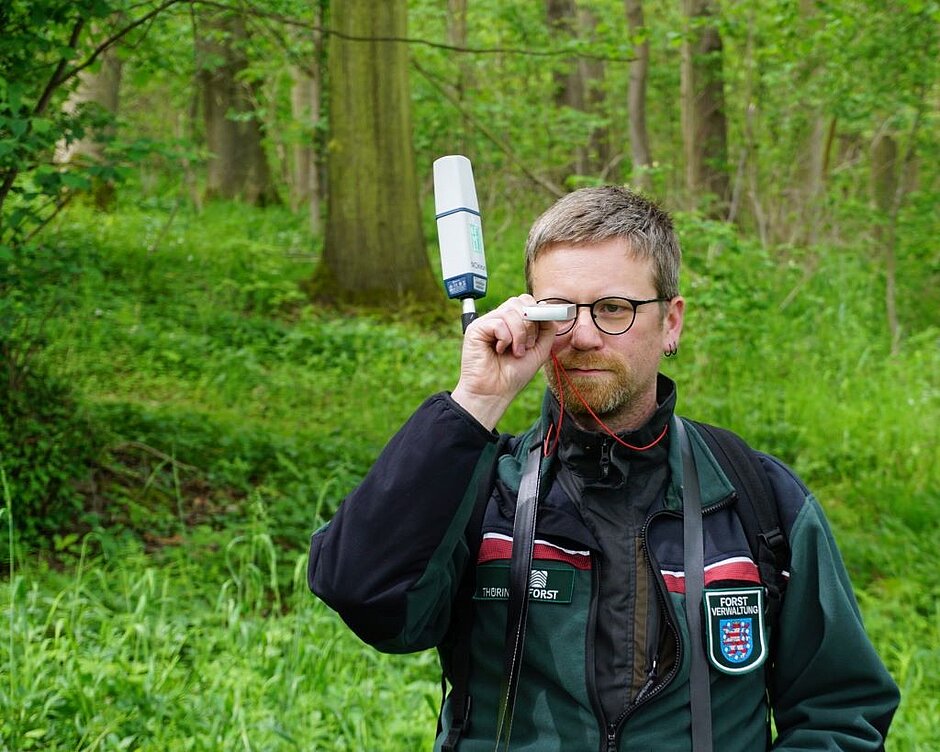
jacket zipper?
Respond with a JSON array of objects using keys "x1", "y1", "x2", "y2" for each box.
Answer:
[
  {"x1": 599, "y1": 438, "x2": 612, "y2": 480},
  {"x1": 604, "y1": 494, "x2": 739, "y2": 748},
  {"x1": 588, "y1": 525, "x2": 674, "y2": 751},
  {"x1": 596, "y1": 509, "x2": 680, "y2": 751},
  {"x1": 584, "y1": 554, "x2": 610, "y2": 752}
]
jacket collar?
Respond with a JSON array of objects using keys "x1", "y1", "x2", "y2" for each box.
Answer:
[
  {"x1": 500, "y1": 374, "x2": 735, "y2": 511},
  {"x1": 551, "y1": 374, "x2": 676, "y2": 485},
  {"x1": 663, "y1": 417, "x2": 736, "y2": 511}
]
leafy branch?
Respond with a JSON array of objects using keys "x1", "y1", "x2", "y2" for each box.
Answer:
[
  {"x1": 191, "y1": 0, "x2": 636, "y2": 64},
  {"x1": 0, "y1": 0, "x2": 186, "y2": 237}
]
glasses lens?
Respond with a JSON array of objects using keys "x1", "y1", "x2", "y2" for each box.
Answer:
[{"x1": 592, "y1": 297, "x2": 636, "y2": 335}]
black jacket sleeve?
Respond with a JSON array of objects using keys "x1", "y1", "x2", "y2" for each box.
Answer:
[{"x1": 308, "y1": 393, "x2": 500, "y2": 652}]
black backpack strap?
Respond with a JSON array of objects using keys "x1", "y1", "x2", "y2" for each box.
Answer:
[
  {"x1": 675, "y1": 419, "x2": 714, "y2": 752},
  {"x1": 494, "y1": 440, "x2": 542, "y2": 751},
  {"x1": 689, "y1": 421, "x2": 790, "y2": 624},
  {"x1": 439, "y1": 433, "x2": 511, "y2": 751}
]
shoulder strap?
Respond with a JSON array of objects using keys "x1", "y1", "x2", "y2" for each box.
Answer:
[
  {"x1": 675, "y1": 419, "x2": 714, "y2": 752},
  {"x1": 494, "y1": 441, "x2": 541, "y2": 751},
  {"x1": 440, "y1": 434, "x2": 511, "y2": 752},
  {"x1": 689, "y1": 421, "x2": 790, "y2": 623}
]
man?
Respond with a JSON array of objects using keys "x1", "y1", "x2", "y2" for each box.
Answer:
[{"x1": 309, "y1": 186, "x2": 899, "y2": 750}]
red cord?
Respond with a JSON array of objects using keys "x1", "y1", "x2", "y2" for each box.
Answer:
[
  {"x1": 547, "y1": 352, "x2": 669, "y2": 453},
  {"x1": 543, "y1": 355, "x2": 565, "y2": 456}
]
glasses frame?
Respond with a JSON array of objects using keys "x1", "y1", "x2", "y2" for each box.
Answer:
[{"x1": 536, "y1": 295, "x2": 671, "y2": 336}]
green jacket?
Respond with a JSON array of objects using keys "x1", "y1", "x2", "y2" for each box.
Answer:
[{"x1": 309, "y1": 390, "x2": 899, "y2": 750}]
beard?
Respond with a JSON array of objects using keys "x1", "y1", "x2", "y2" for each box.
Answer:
[{"x1": 543, "y1": 353, "x2": 639, "y2": 418}]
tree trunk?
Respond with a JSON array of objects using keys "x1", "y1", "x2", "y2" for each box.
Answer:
[
  {"x1": 871, "y1": 132, "x2": 900, "y2": 353},
  {"x1": 289, "y1": 68, "x2": 313, "y2": 213},
  {"x1": 546, "y1": 0, "x2": 607, "y2": 178},
  {"x1": 289, "y1": 1, "x2": 325, "y2": 235},
  {"x1": 315, "y1": 0, "x2": 437, "y2": 305},
  {"x1": 547, "y1": 0, "x2": 583, "y2": 112},
  {"x1": 56, "y1": 39, "x2": 123, "y2": 210},
  {"x1": 290, "y1": 64, "x2": 321, "y2": 235},
  {"x1": 625, "y1": 0, "x2": 652, "y2": 192},
  {"x1": 447, "y1": 0, "x2": 471, "y2": 152},
  {"x1": 578, "y1": 8, "x2": 609, "y2": 173},
  {"x1": 680, "y1": 0, "x2": 729, "y2": 216},
  {"x1": 786, "y1": 0, "x2": 834, "y2": 245},
  {"x1": 196, "y1": 10, "x2": 278, "y2": 206},
  {"x1": 792, "y1": 115, "x2": 836, "y2": 244}
]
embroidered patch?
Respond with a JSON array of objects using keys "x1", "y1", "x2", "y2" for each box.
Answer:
[
  {"x1": 473, "y1": 564, "x2": 574, "y2": 604},
  {"x1": 703, "y1": 587, "x2": 767, "y2": 674}
]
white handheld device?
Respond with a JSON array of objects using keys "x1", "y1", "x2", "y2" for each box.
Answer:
[
  {"x1": 433, "y1": 155, "x2": 487, "y2": 332},
  {"x1": 523, "y1": 303, "x2": 577, "y2": 322}
]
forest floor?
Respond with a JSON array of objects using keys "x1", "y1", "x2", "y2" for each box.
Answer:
[{"x1": 1, "y1": 199, "x2": 938, "y2": 750}]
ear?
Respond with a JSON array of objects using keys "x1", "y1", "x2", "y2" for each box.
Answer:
[{"x1": 662, "y1": 296, "x2": 684, "y2": 350}]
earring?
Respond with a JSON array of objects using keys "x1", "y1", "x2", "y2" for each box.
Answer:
[{"x1": 664, "y1": 343, "x2": 678, "y2": 358}]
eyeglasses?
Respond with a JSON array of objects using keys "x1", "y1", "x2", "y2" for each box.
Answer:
[{"x1": 537, "y1": 296, "x2": 670, "y2": 336}]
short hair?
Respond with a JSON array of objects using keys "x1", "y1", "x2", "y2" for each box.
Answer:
[{"x1": 524, "y1": 185, "x2": 681, "y2": 299}]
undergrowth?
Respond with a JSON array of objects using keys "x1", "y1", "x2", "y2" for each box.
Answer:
[{"x1": 0, "y1": 198, "x2": 937, "y2": 749}]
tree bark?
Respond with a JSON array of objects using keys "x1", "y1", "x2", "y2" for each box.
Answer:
[
  {"x1": 447, "y1": 0, "x2": 471, "y2": 152},
  {"x1": 680, "y1": 0, "x2": 730, "y2": 215},
  {"x1": 196, "y1": 10, "x2": 278, "y2": 206},
  {"x1": 289, "y1": 0, "x2": 325, "y2": 235},
  {"x1": 625, "y1": 0, "x2": 651, "y2": 192},
  {"x1": 547, "y1": 0, "x2": 583, "y2": 111},
  {"x1": 289, "y1": 61, "x2": 321, "y2": 234},
  {"x1": 578, "y1": 8, "x2": 609, "y2": 173},
  {"x1": 871, "y1": 132, "x2": 900, "y2": 353},
  {"x1": 786, "y1": 0, "x2": 835, "y2": 245},
  {"x1": 545, "y1": 0, "x2": 607, "y2": 178},
  {"x1": 56, "y1": 37, "x2": 123, "y2": 210},
  {"x1": 316, "y1": 0, "x2": 437, "y2": 305}
]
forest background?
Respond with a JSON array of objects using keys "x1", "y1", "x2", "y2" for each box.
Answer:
[{"x1": 0, "y1": 0, "x2": 937, "y2": 749}]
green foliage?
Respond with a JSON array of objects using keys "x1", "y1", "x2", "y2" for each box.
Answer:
[
  {"x1": 0, "y1": 536, "x2": 439, "y2": 750},
  {"x1": 0, "y1": 197, "x2": 931, "y2": 748},
  {"x1": 0, "y1": 1, "x2": 197, "y2": 249},
  {"x1": 1, "y1": 0, "x2": 110, "y2": 246},
  {"x1": 0, "y1": 0, "x2": 938, "y2": 746},
  {"x1": 0, "y1": 238, "x2": 102, "y2": 549},
  {"x1": 0, "y1": 363, "x2": 99, "y2": 549}
]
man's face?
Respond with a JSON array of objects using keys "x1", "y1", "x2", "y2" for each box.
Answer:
[{"x1": 529, "y1": 238, "x2": 684, "y2": 432}]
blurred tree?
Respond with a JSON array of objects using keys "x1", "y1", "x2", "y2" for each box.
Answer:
[
  {"x1": 314, "y1": 0, "x2": 437, "y2": 306},
  {"x1": 545, "y1": 0, "x2": 608, "y2": 180},
  {"x1": 445, "y1": 0, "x2": 472, "y2": 153},
  {"x1": 680, "y1": 0, "x2": 729, "y2": 216},
  {"x1": 870, "y1": 132, "x2": 900, "y2": 352},
  {"x1": 195, "y1": 7, "x2": 279, "y2": 206},
  {"x1": 55, "y1": 27, "x2": 124, "y2": 211},
  {"x1": 288, "y1": 0, "x2": 326, "y2": 235},
  {"x1": 624, "y1": 0, "x2": 651, "y2": 192}
]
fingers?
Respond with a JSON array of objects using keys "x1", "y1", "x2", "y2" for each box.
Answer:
[
  {"x1": 468, "y1": 295, "x2": 550, "y2": 358},
  {"x1": 453, "y1": 296, "x2": 560, "y2": 428}
]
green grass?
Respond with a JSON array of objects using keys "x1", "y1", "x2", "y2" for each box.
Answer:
[
  {"x1": 0, "y1": 534, "x2": 440, "y2": 750},
  {"x1": 1, "y1": 198, "x2": 938, "y2": 749}
]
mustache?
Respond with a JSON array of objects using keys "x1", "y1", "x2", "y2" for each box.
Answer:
[{"x1": 557, "y1": 355, "x2": 620, "y2": 371}]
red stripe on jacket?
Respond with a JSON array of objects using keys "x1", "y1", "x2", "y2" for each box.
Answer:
[
  {"x1": 662, "y1": 557, "x2": 764, "y2": 594},
  {"x1": 478, "y1": 533, "x2": 591, "y2": 570}
]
